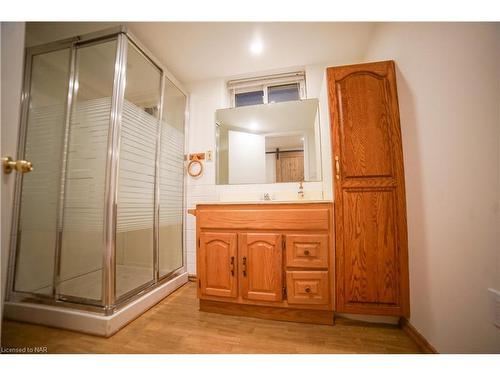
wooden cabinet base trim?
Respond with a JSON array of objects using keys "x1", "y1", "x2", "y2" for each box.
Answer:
[
  {"x1": 199, "y1": 294, "x2": 332, "y2": 310},
  {"x1": 200, "y1": 299, "x2": 334, "y2": 325},
  {"x1": 340, "y1": 303, "x2": 405, "y2": 317}
]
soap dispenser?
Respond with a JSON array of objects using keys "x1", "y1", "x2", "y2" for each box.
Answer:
[{"x1": 298, "y1": 180, "x2": 304, "y2": 199}]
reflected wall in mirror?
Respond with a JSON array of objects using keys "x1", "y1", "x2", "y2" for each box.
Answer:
[{"x1": 215, "y1": 99, "x2": 321, "y2": 185}]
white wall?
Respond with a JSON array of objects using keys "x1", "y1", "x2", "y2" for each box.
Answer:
[
  {"x1": 265, "y1": 153, "x2": 276, "y2": 183},
  {"x1": 365, "y1": 22, "x2": 500, "y2": 353},
  {"x1": 305, "y1": 62, "x2": 338, "y2": 200},
  {"x1": 228, "y1": 130, "x2": 266, "y2": 184},
  {"x1": 184, "y1": 79, "x2": 223, "y2": 274}
]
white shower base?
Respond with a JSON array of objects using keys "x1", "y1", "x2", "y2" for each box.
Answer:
[{"x1": 4, "y1": 272, "x2": 188, "y2": 337}]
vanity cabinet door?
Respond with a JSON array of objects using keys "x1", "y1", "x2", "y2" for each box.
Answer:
[
  {"x1": 327, "y1": 60, "x2": 410, "y2": 317},
  {"x1": 198, "y1": 232, "x2": 238, "y2": 299},
  {"x1": 239, "y1": 233, "x2": 283, "y2": 302}
]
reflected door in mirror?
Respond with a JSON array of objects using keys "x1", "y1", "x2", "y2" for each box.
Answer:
[{"x1": 276, "y1": 151, "x2": 304, "y2": 182}]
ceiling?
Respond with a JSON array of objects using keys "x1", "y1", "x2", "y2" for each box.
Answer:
[
  {"x1": 26, "y1": 22, "x2": 376, "y2": 84},
  {"x1": 265, "y1": 135, "x2": 304, "y2": 152}
]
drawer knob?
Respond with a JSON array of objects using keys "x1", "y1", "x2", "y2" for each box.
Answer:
[
  {"x1": 305, "y1": 286, "x2": 311, "y2": 293},
  {"x1": 304, "y1": 249, "x2": 310, "y2": 256}
]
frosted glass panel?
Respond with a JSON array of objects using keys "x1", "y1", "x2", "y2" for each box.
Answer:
[
  {"x1": 59, "y1": 40, "x2": 117, "y2": 301},
  {"x1": 158, "y1": 79, "x2": 186, "y2": 277},
  {"x1": 14, "y1": 48, "x2": 71, "y2": 295},
  {"x1": 115, "y1": 42, "x2": 161, "y2": 298}
]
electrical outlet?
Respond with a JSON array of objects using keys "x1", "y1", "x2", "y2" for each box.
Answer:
[
  {"x1": 488, "y1": 288, "x2": 500, "y2": 328},
  {"x1": 206, "y1": 150, "x2": 213, "y2": 161}
]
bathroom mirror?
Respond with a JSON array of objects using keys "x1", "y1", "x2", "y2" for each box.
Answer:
[{"x1": 215, "y1": 98, "x2": 322, "y2": 185}]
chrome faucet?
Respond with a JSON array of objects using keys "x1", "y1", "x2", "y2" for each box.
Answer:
[{"x1": 298, "y1": 181, "x2": 304, "y2": 199}]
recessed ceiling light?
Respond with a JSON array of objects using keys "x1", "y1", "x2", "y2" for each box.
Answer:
[
  {"x1": 250, "y1": 40, "x2": 263, "y2": 55},
  {"x1": 249, "y1": 121, "x2": 259, "y2": 130}
]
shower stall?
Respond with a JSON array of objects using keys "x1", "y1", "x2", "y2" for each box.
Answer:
[{"x1": 4, "y1": 26, "x2": 188, "y2": 333}]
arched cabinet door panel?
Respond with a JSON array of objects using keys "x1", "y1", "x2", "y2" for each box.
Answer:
[
  {"x1": 198, "y1": 232, "x2": 238, "y2": 299},
  {"x1": 327, "y1": 60, "x2": 410, "y2": 317},
  {"x1": 239, "y1": 233, "x2": 283, "y2": 302}
]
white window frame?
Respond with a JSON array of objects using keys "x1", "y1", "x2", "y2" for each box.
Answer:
[{"x1": 228, "y1": 71, "x2": 306, "y2": 107}]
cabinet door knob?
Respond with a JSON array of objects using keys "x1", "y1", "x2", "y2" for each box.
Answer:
[
  {"x1": 305, "y1": 287, "x2": 311, "y2": 293},
  {"x1": 304, "y1": 249, "x2": 310, "y2": 256}
]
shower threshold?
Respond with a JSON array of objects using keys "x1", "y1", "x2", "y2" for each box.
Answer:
[{"x1": 3, "y1": 272, "x2": 188, "y2": 337}]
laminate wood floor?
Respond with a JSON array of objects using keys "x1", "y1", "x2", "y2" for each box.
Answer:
[{"x1": 1, "y1": 282, "x2": 421, "y2": 354}]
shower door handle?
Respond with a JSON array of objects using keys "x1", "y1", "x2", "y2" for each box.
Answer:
[{"x1": 2, "y1": 156, "x2": 34, "y2": 174}]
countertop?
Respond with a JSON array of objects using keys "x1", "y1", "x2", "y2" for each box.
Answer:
[{"x1": 191, "y1": 200, "x2": 333, "y2": 206}]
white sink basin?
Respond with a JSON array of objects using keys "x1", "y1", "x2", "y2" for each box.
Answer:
[{"x1": 218, "y1": 190, "x2": 324, "y2": 202}]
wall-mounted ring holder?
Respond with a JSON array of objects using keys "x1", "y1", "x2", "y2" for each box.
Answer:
[{"x1": 187, "y1": 153, "x2": 205, "y2": 177}]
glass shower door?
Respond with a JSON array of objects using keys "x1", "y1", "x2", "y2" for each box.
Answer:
[
  {"x1": 158, "y1": 79, "x2": 186, "y2": 277},
  {"x1": 58, "y1": 39, "x2": 118, "y2": 303},
  {"x1": 12, "y1": 47, "x2": 71, "y2": 296},
  {"x1": 115, "y1": 41, "x2": 162, "y2": 299}
]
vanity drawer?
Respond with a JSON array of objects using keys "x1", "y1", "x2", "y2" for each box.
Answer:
[
  {"x1": 286, "y1": 271, "x2": 329, "y2": 305},
  {"x1": 285, "y1": 234, "x2": 328, "y2": 268},
  {"x1": 196, "y1": 206, "x2": 330, "y2": 231}
]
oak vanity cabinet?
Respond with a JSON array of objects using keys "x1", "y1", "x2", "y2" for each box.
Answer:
[
  {"x1": 327, "y1": 60, "x2": 410, "y2": 317},
  {"x1": 195, "y1": 203, "x2": 334, "y2": 325}
]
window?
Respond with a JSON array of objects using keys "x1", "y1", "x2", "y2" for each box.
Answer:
[
  {"x1": 235, "y1": 90, "x2": 264, "y2": 107},
  {"x1": 268, "y1": 83, "x2": 300, "y2": 103},
  {"x1": 228, "y1": 71, "x2": 306, "y2": 107}
]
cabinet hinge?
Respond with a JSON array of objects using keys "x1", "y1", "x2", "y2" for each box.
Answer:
[
  {"x1": 198, "y1": 238, "x2": 200, "y2": 248},
  {"x1": 282, "y1": 237, "x2": 286, "y2": 250},
  {"x1": 282, "y1": 286, "x2": 287, "y2": 298},
  {"x1": 198, "y1": 278, "x2": 201, "y2": 288}
]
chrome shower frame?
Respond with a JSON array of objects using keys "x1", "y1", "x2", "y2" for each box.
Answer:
[{"x1": 6, "y1": 26, "x2": 189, "y2": 315}]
